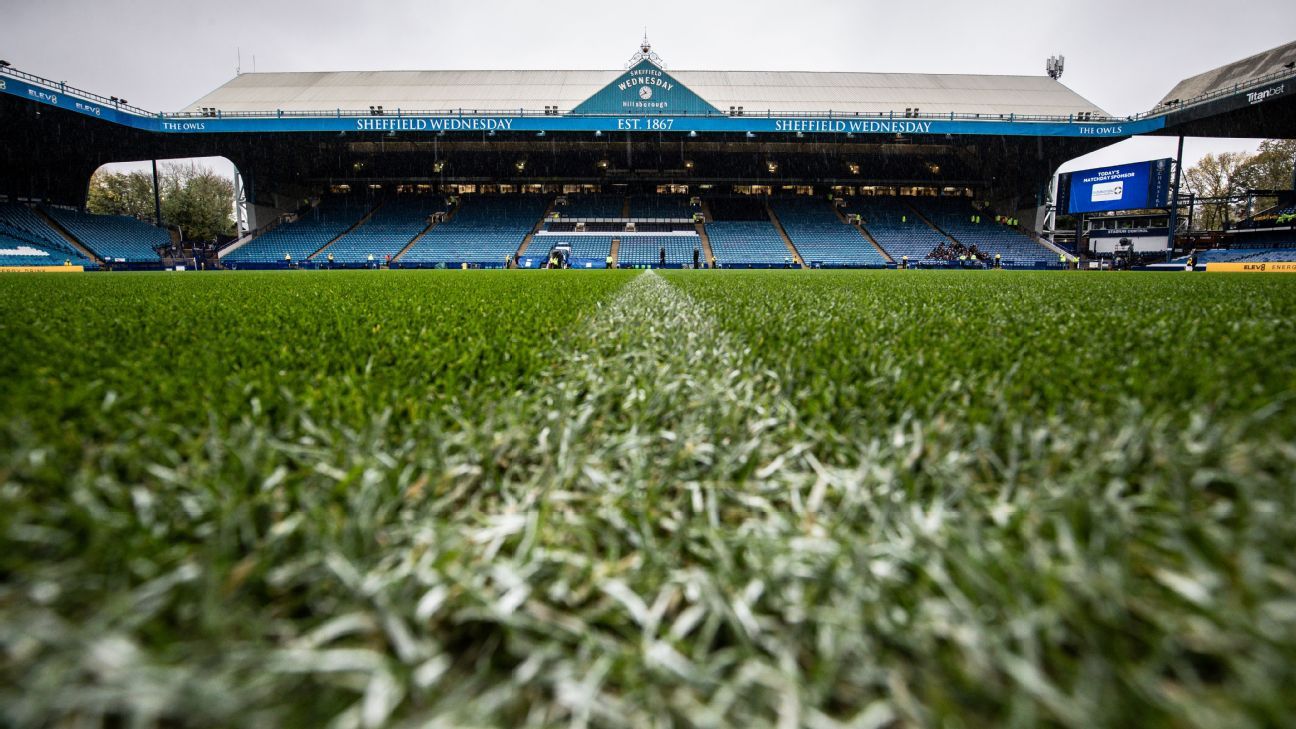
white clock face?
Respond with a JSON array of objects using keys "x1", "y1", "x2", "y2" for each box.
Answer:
[{"x1": 639, "y1": 86, "x2": 653, "y2": 100}]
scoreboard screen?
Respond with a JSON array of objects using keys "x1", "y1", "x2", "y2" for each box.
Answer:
[{"x1": 1058, "y1": 159, "x2": 1173, "y2": 215}]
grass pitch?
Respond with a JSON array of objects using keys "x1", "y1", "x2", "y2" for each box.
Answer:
[{"x1": 2, "y1": 269, "x2": 1295, "y2": 728}]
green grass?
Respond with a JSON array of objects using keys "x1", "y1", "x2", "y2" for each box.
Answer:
[{"x1": 1, "y1": 269, "x2": 1295, "y2": 728}]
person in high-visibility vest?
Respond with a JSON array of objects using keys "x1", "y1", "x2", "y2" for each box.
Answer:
[
  {"x1": 327, "y1": 252, "x2": 334, "y2": 269},
  {"x1": 367, "y1": 253, "x2": 375, "y2": 269},
  {"x1": 994, "y1": 252, "x2": 1002, "y2": 269},
  {"x1": 959, "y1": 254, "x2": 967, "y2": 268},
  {"x1": 606, "y1": 254, "x2": 614, "y2": 269},
  {"x1": 1059, "y1": 253, "x2": 1067, "y2": 269},
  {"x1": 901, "y1": 254, "x2": 909, "y2": 269}
]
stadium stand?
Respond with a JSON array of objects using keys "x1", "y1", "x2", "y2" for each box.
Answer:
[
  {"x1": 705, "y1": 222, "x2": 793, "y2": 267},
  {"x1": 321, "y1": 196, "x2": 448, "y2": 266},
  {"x1": 845, "y1": 197, "x2": 950, "y2": 263},
  {"x1": 43, "y1": 207, "x2": 168, "y2": 263},
  {"x1": 0, "y1": 238, "x2": 95, "y2": 267},
  {"x1": 224, "y1": 196, "x2": 374, "y2": 266},
  {"x1": 1175, "y1": 246, "x2": 1296, "y2": 264},
  {"x1": 0, "y1": 203, "x2": 79, "y2": 251},
  {"x1": 703, "y1": 197, "x2": 792, "y2": 267},
  {"x1": 524, "y1": 235, "x2": 613, "y2": 268},
  {"x1": 771, "y1": 198, "x2": 887, "y2": 268},
  {"x1": 912, "y1": 198, "x2": 1057, "y2": 267},
  {"x1": 617, "y1": 234, "x2": 702, "y2": 267},
  {"x1": 400, "y1": 195, "x2": 549, "y2": 267}
]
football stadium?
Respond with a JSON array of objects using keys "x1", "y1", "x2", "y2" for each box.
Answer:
[{"x1": 2, "y1": 18, "x2": 1296, "y2": 728}]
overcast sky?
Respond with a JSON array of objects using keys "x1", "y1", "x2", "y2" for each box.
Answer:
[{"x1": 4, "y1": 0, "x2": 1293, "y2": 176}]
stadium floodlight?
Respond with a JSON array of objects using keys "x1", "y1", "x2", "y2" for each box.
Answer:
[
  {"x1": 594, "y1": 130, "x2": 602, "y2": 137},
  {"x1": 745, "y1": 131, "x2": 755, "y2": 139},
  {"x1": 1046, "y1": 55, "x2": 1065, "y2": 80},
  {"x1": 0, "y1": 60, "x2": 10, "y2": 68},
  {"x1": 119, "y1": 99, "x2": 128, "y2": 105},
  {"x1": 688, "y1": 130, "x2": 697, "y2": 137},
  {"x1": 110, "y1": 96, "x2": 119, "y2": 102},
  {"x1": 537, "y1": 131, "x2": 546, "y2": 137}
]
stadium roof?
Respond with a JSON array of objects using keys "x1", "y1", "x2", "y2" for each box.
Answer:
[
  {"x1": 1157, "y1": 40, "x2": 1296, "y2": 106},
  {"x1": 182, "y1": 68, "x2": 1108, "y2": 117}
]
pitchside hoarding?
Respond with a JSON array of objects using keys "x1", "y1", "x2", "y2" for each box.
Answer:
[{"x1": 1058, "y1": 159, "x2": 1173, "y2": 214}]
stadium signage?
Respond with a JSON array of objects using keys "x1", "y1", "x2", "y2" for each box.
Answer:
[
  {"x1": 1205, "y1": 261, "x2": 1296, "y2": 273},
  {"x1": 354, "y1": 117, "x2": 514, "y2": 131},
  {"x1": 1247, "y1": 84, "x2": 1284, "y2": 105},
  {"x1": 1077, "y1": 125, "x2": 1123, "y2": 135},
  {"x1": 27, "y1": 88, "x2": 58, "y2": 105},
  {"x1": 774, "y1": 120, "x2": 934, "y2": 134},
  {"x1": 162, "y1": 121, "x2": 207, "y2": 130},
  {"x1": 1058, "y1": 159, "x2": 1173, "y2": 214},
  {"x1": 572, "y1": 59, "x2": 721, "y2": 115}
]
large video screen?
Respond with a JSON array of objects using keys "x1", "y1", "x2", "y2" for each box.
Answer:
[{"x1": 1060, "y1": 159, "x2": 1173, "y2": 215}]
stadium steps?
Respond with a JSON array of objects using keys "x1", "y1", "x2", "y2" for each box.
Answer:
[
  {"x1": 308, "y1": 200, "x2": 384, "y2": 261},
  {"x1": 903, "y1": 200, "x2": 961, "y2": 247},
  {"x1": 392, "y1": 220, "x2": 438, "y2": 263},
  {"x1": 621, "y1": 196, "x2": 630, "y2": 218},
  {"x1": 609, "y1": 237, "x2": 621, "y2": 267},
  {"x1": 513, "y1": 197, "x2": 557, "y2": 266},
  {"x1": 217, "y1": 215, "x2": 290, "y2": 264},
  {"x1": 695, "y1": 223, "x2": 715, "y2": 267},
  {"x1": 1023, "y1": 229, "x2": 1076, "y2": 261},
  {"x1": 828, "y1": 200, "x2": 895, "y2": 264},
  {"x1": 33, "y1": 207, "x2": 102, "y2": 265},
  {"x1": 855, "y1": 224, "x2": 895, "y2": 264},
  {"x1": 765, "y1": 202, "x2": 805, "y2": 267},
  {"x1": 699, "y1": 199, "x2": 714, "y2": 223}
]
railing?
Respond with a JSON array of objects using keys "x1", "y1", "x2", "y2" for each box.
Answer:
[
  {"x1": 0, "y1": 65, "x2": 153, "y2": 116},
  {"x1": 5, "y1": 61, "x2": 1294, "y2": 127}
]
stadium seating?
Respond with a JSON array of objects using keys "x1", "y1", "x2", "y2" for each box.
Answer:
[
  {"x1": 844, "y1": 197, "x2": 950, "y2": 263},
  {"x1": 705, "y1": 222, "x2": 793, "y2": 267},
  {"x1": 913, "y1": 198, "x2": 1056, "y2": 266},
  {"x1": 224, "y1": 197, "x2": 373, "y2": 265},
  {"x1": 523, "y1": 235, "x2": 613, "y2": 267},
  {"x1": 617, "y1": 234, "x2": 702, "y2": 267},
  {"x1": 0, "y1": 236, "x2": 95, "y2": 267},
  {"x1": 0, "y1": 203, "x2": 80, "y2": 252},
  {"x1": 1175, "y1": 247, "x2": 1296, "y2": 264},
  {"x1": 770, "y1": 198, "x2": 887, "y2": 267},
  {"x1": 321, "y1": 196, "x2": 447, "y2": 265},
  {"x1": 43, "y1": 207, "x2": 169, "y2": 263},
  {"x1": 400, "y1": 195, "x2": 550, "y2": 267}
]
